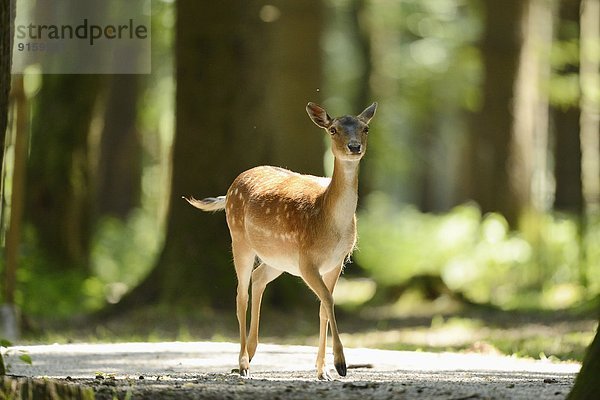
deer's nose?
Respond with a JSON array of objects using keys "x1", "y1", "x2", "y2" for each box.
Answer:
[{"x1": 348, "y1": 142, "x2": 362, "y2": 154}]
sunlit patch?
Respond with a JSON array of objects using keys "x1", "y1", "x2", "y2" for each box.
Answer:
[{"x1": 259, "y1": 5, "x2": 281, "y2": 23}]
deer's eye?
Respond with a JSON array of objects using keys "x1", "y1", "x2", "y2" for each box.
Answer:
[
  {"x1": 363, "y1": 126, "x2": 369, "y2": 134},
  {"x1": 329, "y1": 126, "x2": 337, "y2": 135}
]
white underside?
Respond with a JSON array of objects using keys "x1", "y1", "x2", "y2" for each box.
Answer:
[{"x1": 253, "y1": 238, "x2": 352, "y2": 278}]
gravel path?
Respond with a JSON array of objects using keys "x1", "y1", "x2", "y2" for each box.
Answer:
[{"x1": 4, "y1": 342, "x2": 580, "y2": 399}]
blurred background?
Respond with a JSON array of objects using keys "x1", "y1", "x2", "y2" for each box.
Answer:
[{"x1": 0, "y1": 0, "x2": 598, "y2": 361}]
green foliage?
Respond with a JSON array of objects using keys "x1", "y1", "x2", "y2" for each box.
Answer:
[
  {"x1": 0, "y1": 340, "x2": 8, "y2": 376},
  {"x1": 90, "y1": 209, "x2": 164, "y2": 308},
  {"x1": 0, "y1": 339, "x2": 32, "y2": 375},
  {"x1": 15, "y1": 232, "x2": 92, "y2": 316},
  {"x1": 356, "y1": 192, "x2": 600, "y2": 309},
  {"x1": 0, "y1": 0, "x2": 173, "y2": 319},
  {"x1": 11, "y1": 209, "x2": 162, "y2": 317},
  {"x1": 361, "y1": 0, "x2": 482, "y2": 202}
]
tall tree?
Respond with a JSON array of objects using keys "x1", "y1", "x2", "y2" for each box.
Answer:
[
  {"x1": 511, "y1": 0, "x2": 554, "y2": 216},
  {"x1": 553, "y1": 0, "x2": 583, "y2": 214},
  {"x1": 26, "y1": 75, "x2": 103, "y2": 271},
  {"x1": 465, "y1": 0, "x2": 524, "y2": 225},
  {"x1": 122, "y1": 0, "x2": 324, "y2": 309},
  {"x1": 24, "y1": 0, "x2": 106, "y2": 272},
  {"x1": 568, "y1": 324, "x2": 600, "y2": 399},
  {"x1": 568, "y1": 2, "x2": 600, "y2": 395},
  {"x1": 2, "y1": 77, "x2": 27, "y2": 341},
  {"x1": 0, "y1": 0, "x2": 16, "y2": 340},
  {"x1": 95, "y1": 74, "x2": 142, "y2": 220},
  {"x1": 348, "y1": 0, "x2": 375, "y2": 202},
  {"x1": 579, "y1": 0, "x2": 600, "y2": 216},
  {"x1": 257, "y1": 0, "x2": 326, "y2": 304},
  {"x1": 95, "y1": 0, "x2": 146, "y2": 221},
  {"x1": 0, "y1": 0, "x2": 14, "y2": 184},
  {"x1": 263, "y1": 1, "x2": 324, "y2": 176}
]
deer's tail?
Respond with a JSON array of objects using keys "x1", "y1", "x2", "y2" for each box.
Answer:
[{"x1": 183, "y1": 195, "x2": 226, "y2": 212}]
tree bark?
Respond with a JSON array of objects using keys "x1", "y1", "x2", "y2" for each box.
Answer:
[
  {"x1": 579, "y1": 0, "x2": 600, "y2": 215},
  {"x1": 348, "y1": 0, "x2": 375, "y2": 204},
  {"x1": 23, "y1": 0, "x2": 107, "y2": 273},
  {"x1": 95, "y1": 74, "x2": 141, "y2": 220},
  {"x1": 510, "y1": 0, "x2": 554, "y2": 216},
  {"x1": 465, "y1": 0, "x2": 524, "y2": 225},
  {"x1": 26, "y1": 75, "x2": 102, "y2": 271},
  {"x1": 0, "y1": 0, "x2": 15, "y2": 192},
  {"x1": 1, "y1": 0, "x2": 16, "y2": 340},
  {"x1": 258, "y1": 0, "x2": 325, "y2": 305},
  {"x1": 568, "y1": 324, "x2": 600, "y2": 399},
  {"x1": 3, "y1": 77, "x2": 26, "y2": 311},
  {"x1": 264, "y1": 1, "x2": 324, "y2": 177},
  {"x1": 553, "y1": 0, "x2": 583, "y2": 214}
]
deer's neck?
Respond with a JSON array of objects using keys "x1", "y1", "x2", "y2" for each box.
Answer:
[{"x1": 323, "y1": 157, "x2": 360, "y2": 231}]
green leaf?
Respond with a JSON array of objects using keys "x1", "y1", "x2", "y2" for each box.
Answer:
[
  {"x1": 19, "y1": 354, "x2": 33, "y2": 365},
  {"x1": 0, "y1": 339, "x2": 13, "y2": 348}
]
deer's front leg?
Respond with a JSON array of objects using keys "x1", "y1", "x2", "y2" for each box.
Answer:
[
  {"x1": 317, "y1": 302, "x2": 331, "y2": 380},
  {"x1": 316, "y1": 265, "x2": 343, "y2": 380},
  {"x1": 300, "y1": 260, "x2": 346, "y2": 379}
]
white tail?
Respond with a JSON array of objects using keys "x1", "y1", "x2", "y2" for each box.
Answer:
[
  {"x1": 187, "y1": 102, "x2": 377, "y2": 380},
  {"x1": 184, "y1": 196, "x2": 226, "y2": 212}
]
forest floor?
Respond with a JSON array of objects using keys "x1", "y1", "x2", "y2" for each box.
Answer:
[
  {"x1": 2, "y1": 300, "x2": 597, "y2": 399},
  {"x1": 4, "y1": 341, "x2": 582, "y2": 399}
]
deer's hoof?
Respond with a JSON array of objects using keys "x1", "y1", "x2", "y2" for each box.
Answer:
[
  {"x1": 317, "y1": 369, "x2": 334, "y2": 381},
  {"x1": 239, "y1": 368, "x2": 250, "y2": 378},
  {"x1": 335, "y1": 361, "x2": 347, "y2": 377}
]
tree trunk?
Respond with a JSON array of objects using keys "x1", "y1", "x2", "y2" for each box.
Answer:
[
  {"x1": 465, "y1": 0, "x2": 524, "y2": 225},
  {"x1": 1, "y1": 77, "x2": 28, "y2": 342},
  {"x1": 121, "y1": 0, "x2": 325, "y2": 310},
  {"x1": 553, "y1": 0, "x2": 583, "y2": 214},
  {"x1": 95, "y1": 74, "x2": 141, "y2": 220},
  {"x1": 26, "y1": 75, "x2": 102, "y2": 271},
  {"x1": 554, "y1": 105, "x2": 583, "y2": 213},
  {"x1": 0, "y1": 0, "x2": 16, "y2": 343},
  {"x1": 258, "y1": 0, "x2": 325, "y2": 305},
  {"x1": 264, "y1": 1, "x2": 324, "y2": 177},
  {"x1": 579, "y1": 0, "x2": 600, "y2": 216},
  {"x1": 578, "y1": 0, "x2": 600, "y2": 292},
  {"x1": 568, "y1": 324, "x2": 600, "y2": 399},
  {"x1": 0, "y1": 0, "x2": 15, "y2": 197},
  {"x1": 511, "y1": 0, "x2": 554, "y2": 216},
  {"x1": 158, "y1": 0, "x2": 268, "y2": 308},
  {"x1": 23, "y1": 0, "x2": 106, "y2": 273},
  {"x1": 348, "y1": 0, "x2": 375, "y2": 204}
]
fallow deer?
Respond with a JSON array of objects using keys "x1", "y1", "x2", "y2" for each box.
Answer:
[{"x1": 185, "y1": 102, "x2": 377, "y2": 380}]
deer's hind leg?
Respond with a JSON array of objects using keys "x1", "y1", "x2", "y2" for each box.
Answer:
[
  {"x1": 232, "y1": 239, "x2": 256, "y2": 377},
  {"x1": 247, "y1": 263, "x2": 282, "y2": 362}
]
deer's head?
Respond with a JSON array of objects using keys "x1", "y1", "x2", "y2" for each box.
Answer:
[{"x1": 306, "y1": 102, "x2": 377, "y2": 161}]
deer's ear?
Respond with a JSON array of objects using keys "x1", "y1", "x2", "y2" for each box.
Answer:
[
  {"x1": 306, "y1": 102, "x2": 333, "y2": 129},
  {"x1": 358, "y1": 102, "x2": 378, "y2": 124}
]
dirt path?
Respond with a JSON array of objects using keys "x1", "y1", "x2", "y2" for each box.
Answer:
[{"x1": 5, "y1": 342, "x2": 580, "y2": 399}]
